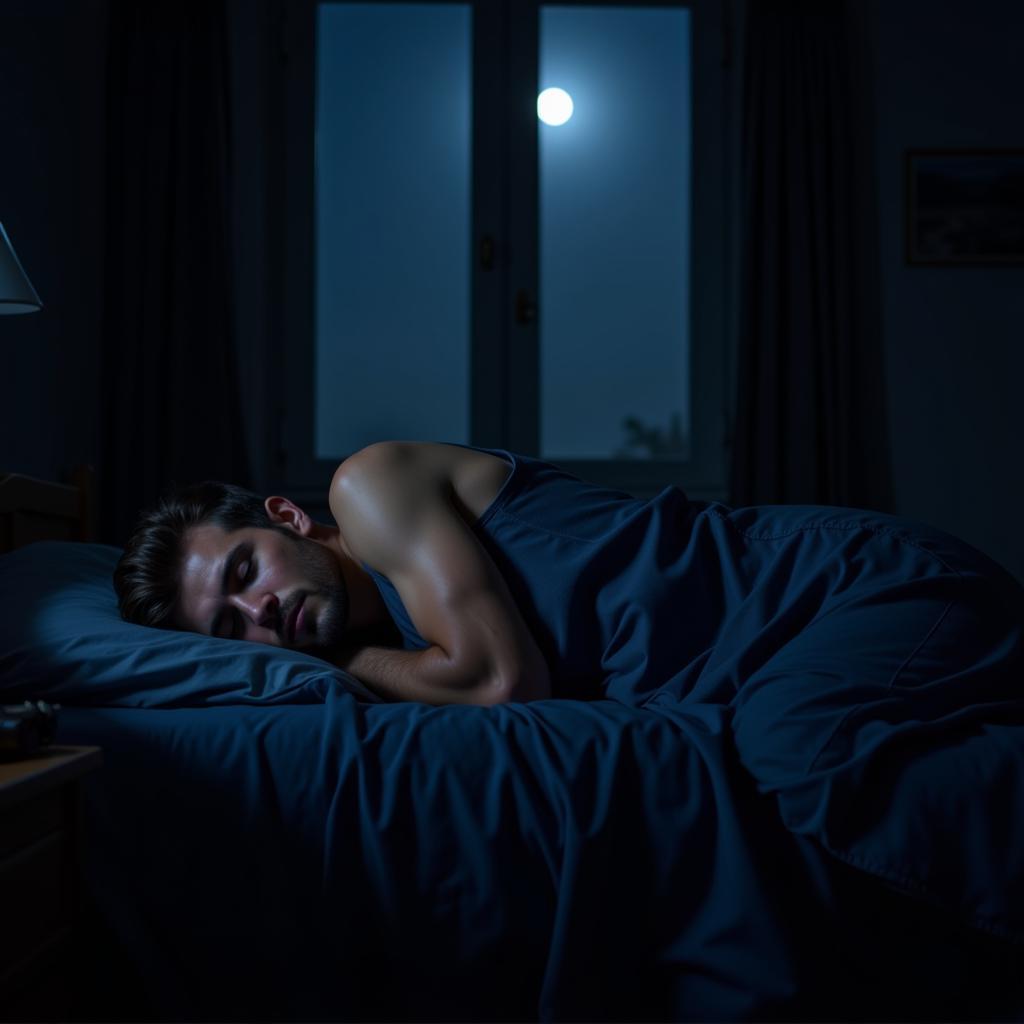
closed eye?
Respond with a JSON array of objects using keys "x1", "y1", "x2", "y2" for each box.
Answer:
[
  {"x1": 230, "y1": 555, "x2": 255, "y2": 637},
  {"x1": 211, "y1": 548, "x2": 256, "y2": 639}
]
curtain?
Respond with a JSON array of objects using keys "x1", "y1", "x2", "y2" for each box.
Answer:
[
  {"x1": 729, "y1": 0, "x2": 892, "y2": 510},
  {"x1": 100, "y1": 0, "x2": 249, "y2": 544}
]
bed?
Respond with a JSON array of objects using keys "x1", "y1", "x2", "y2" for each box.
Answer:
[{"x1": 1, "y1": 471, "x2": 1022, "y2": 1022}]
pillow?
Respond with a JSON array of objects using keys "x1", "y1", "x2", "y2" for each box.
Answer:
[{"x1": 0, "y1": 542, "x2": 379, "y2": 706}]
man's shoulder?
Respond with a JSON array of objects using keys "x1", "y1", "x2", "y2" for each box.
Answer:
[
  {"x1": 330, "y1": 440, "x2": 455, "y2": 497},
  {"x1": 330, "y1": 442, "x2": 425, "y2": 524},
  {"x1": 329, "y1": 441, "x2": 513, "y2": 565},
  {"x1": 331, "y1": 441, "x2": 508, "y2": 500}
]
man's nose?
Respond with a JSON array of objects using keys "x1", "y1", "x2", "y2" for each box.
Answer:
[{"x1": 234, "y1": 591, "x2": 280, "y2": 632}]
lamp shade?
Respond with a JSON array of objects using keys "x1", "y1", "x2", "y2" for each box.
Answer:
[{"x1": 0, "y1": 222, "x2": 42, "y2": 314}]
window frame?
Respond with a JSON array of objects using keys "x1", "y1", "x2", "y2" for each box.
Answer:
[{"x1": 277, "y1": 0, "x2": 735, "y2": 503}]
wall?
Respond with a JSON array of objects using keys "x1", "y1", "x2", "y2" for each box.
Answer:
[
  {"x1": 0, "y1": 0, "x2": 107, "y2": 484},
  {"x1": 870, "y1": 0, "x2": 1024, "y2": 581}
]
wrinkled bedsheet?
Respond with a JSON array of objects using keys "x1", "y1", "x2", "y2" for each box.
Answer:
[{"x1": 58, "y1": 677, "x2": 1023, "y2": 1021}]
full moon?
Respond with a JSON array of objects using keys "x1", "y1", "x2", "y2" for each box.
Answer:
[{"x1": 537, "y1": 87, "x2": 574, "y2": 126}]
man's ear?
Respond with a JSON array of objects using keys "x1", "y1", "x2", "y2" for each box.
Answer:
[{"x1": 265, "y1": 495, "x2": 313, "y2": 536}]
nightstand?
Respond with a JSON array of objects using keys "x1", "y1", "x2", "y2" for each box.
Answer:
[{"x1": 0, "y1": 746, "x2": 102, "y2": 1022}]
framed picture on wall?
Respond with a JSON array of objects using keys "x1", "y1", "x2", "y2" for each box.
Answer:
[{"x1": 905, "y1": 150, "x2": 1024, "y2": 265}]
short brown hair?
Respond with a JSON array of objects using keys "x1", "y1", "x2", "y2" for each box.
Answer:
[{"x1": 113, "y1": 482, "x2": 274, "y2": 628}]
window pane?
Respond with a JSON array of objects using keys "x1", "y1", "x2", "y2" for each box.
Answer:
[
  {"x1": 315, "y1": 3, "x2": 471, "y2": 458},
  {"x1": 539, "y1": 6, "x2": 692, "y2": 461}
]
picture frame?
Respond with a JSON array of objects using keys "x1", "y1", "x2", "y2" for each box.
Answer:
[{"x1": 905, "y1": 149, "x2": 1024, "y2": 266}]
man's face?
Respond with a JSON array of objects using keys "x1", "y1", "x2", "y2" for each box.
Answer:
[{"x1": 175, "y1": 522, "x2": 349, "y2": 652}]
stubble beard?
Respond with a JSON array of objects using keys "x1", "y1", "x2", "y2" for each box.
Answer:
[{"x1": 284, "y1": 533, "x2": 350, "y2": 650}]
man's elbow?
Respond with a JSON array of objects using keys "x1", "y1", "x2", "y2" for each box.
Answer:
[{"x1": 492, "y1": 659, "x2": 551, "y2": 704}]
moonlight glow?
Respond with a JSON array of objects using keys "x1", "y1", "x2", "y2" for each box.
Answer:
[{"x1": 537, "y1": 87, "x2": 574, "y2": 126}]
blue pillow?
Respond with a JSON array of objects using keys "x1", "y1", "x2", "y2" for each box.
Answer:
[{"x1": 0, "y1": 542, "x2": 379, "y2": 706}]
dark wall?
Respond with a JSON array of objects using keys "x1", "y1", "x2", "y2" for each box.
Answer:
[
  {"x1": 0, "y1": 0, "x2": 106, "y2": 483},
  {"x1": 870, "y1": 0, "x2": 1024, "y2": 581}
]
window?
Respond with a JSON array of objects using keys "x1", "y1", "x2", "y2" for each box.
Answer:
[
  {"x1": 314, "y1": 4, "x2": 472, "y2": 457},
  {"x1": 538, "y1": 5, "x2": 692, "y2": 463},
  {"x1": 282, "y1": 0, "x2": 733, "y2": 500}
]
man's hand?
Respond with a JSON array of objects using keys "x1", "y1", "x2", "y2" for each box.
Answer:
[{"x1": 329, "y1": 442, "x2": 551, "y2": 705}]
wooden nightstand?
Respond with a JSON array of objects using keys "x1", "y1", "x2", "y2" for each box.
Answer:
[{"x1": 0, "y1": 746, "x2": 102, "y2": 1022}]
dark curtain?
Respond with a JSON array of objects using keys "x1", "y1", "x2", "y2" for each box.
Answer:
[
  {"x1": 100, "y1": 0, "x2": 249, "y2": 545},
  {"x1": 729, "y1": 0, "x2": 892, "y2": 510}
]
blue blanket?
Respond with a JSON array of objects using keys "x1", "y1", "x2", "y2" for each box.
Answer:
[
  {"x1": 2, "y1": 519, "x2": 1022, "y2": 1019},
  {"x1": 58, "y1": 696, "x2": 808, "y2": 1020},
  {"x1": 57, "y1": 692, "x2": 1022, "y2": 1021}
]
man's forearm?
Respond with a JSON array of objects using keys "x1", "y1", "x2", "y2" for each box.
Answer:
[{"x1": 340, "y1": 644, "x2": 513, "y2": 706}]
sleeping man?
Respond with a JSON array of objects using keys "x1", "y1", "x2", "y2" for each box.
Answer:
[
  {"x1": 114, "y1": 439, "x2": 1024, "y2": 729},
  {"x1": 112, "y1": 439, "x2": 1024, "y2": 981},
  {"x1": 116, "y1": 442, "x2": 550, "y2": 705}
]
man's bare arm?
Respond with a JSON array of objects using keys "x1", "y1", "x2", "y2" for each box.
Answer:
[
  {"x1": 329, "y1": 442, "x2": 551, "y2": 705},
  {"x1": 337, "y1": 643, "x2": 547, "y2": 706}
]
